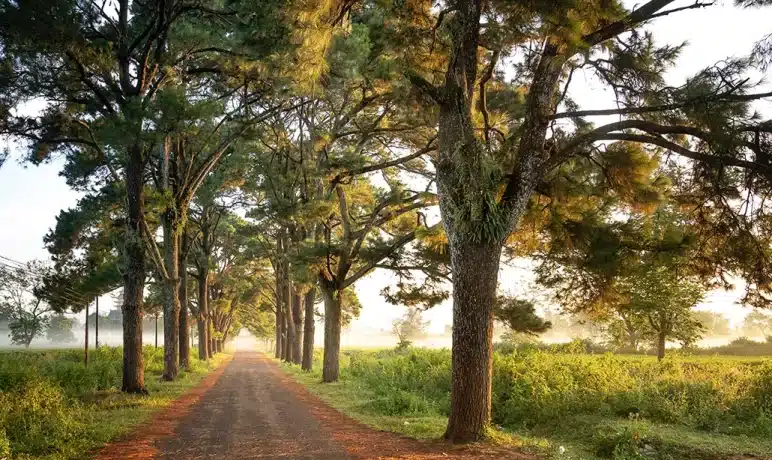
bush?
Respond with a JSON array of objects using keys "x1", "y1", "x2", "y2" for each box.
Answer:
[
  {"x1": 0, "y1": 346, "x2": 213, "y2": 458},
  {"x1": 0, "y1": 379, "x2": 83, "y2": 456},
  {"x1": 325, "y1": 347, "x2": 772, "y2": 436}
]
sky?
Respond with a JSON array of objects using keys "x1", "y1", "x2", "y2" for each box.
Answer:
[{"x1": 1, "y1": 0, "x2": 771, "y2": 342}]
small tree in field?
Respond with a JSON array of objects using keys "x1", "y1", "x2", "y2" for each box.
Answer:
[
  {"x1": 46, "y1": 314, "x2": 76, "y2": 344},
  {"x1": 392, "y1": 308, "x2": 429, "y2": 350},
  {"x1": 620, "y1": 263, "x2": 705, "y2": 360},
  {"x1": 0, "y1": 262, "x2": 51, "y2": 347},
  {"x1": 743, "y1": 310, "x2": 772, "y2": 340}
]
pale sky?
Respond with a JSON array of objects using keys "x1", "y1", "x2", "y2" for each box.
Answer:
[{"x1": 1, "y1": 0, "x2": 771, "y2": 341}]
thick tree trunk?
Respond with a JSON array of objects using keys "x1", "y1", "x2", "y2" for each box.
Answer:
[
  {"x1": 275, "y1": 305, "x2": 283, "y2": 358},
  {"x1": 284, "y1": 289, "x2": 295, "y2": 361},
  {"x1": 302, "y1": 287, "x2": 316, "y2": 371},
  {"x1": 292, "y1": 290, "x2": 303, "y2": 365},
  {"x1": 208, "y1": 318, "x2": 216, "y2": 356},
  {"x1": 274, "y1": 259, "x2": 283, "y2": 359},
  {"x1": 197, "y1": 272, "x2": 209, "y2": 360},
  {"x1": 122, "y1": 145, "x2": 146, "y2": 394},
  {"x1": 282, "y1": 308, "x2": 291, "y2": 361},
  {"x1": 321, "y1": 284, "x2": 343, "y2": 383},
  {"x1": 657, "y1": 331, "x2": 666, "y2": 361},
  {"x1": 179, "y1": 234, "x2": 189, "y2": 368},
  {"x1": 444, "y1": 242, "x2": 501, "y2": 443},
  {"x1": 161, "y1": 216, "x2": 180, "y2": 381}
]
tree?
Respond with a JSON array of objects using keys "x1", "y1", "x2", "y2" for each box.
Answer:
[
  {"x1": 0, "y1": 262, "x2": 51, "y2": 347},
  {"x1": 618, "y1": 263, "x2": 705, "y2": 360},
  {"x1": 0, "y1": 0, "x2": 288, "y2": 391},
  {"x1": 602, "y1": 309, "x2": 652, "y2": 352},
  {"x1": 392, "y1": 308, "x2": 429, "y2": 350},
  {"x1": 743, "y1": 310, "x2": 772, "y2": 339},
  {"x1": 694, "y1": 311, "x2": 732, "y2": 337},
  {"x1": 494, "y1": 297, "x2": 552, "y2": 336},
  {"x1": 349, "y1": 0, "x2": 772, "y2": 442},
  {"x1": 46, "y1": 314, "x2": 76, "y2": 344}
]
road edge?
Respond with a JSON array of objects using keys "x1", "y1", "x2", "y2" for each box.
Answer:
[{"x1": 92, "y1": 354, "x2": 234, "y2": 460}]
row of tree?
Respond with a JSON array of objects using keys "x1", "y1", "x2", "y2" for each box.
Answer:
[{"x1": 3, "y1": 0, "x2": 772, "y2": 442}]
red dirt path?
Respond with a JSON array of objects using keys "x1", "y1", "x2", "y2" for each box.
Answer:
[{"x1": 94, "y1": 352, "x2": 537, "y2": 460}]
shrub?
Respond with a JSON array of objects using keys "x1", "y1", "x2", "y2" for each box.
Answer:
[{"x1": 326, "y1": 347, "x2": 772, "y2": 436}]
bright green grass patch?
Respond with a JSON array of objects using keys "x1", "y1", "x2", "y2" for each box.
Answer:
[
  {"x1": 0, "y1": 346, "x2": 230, "y2": 460},
  {"x1": 279, "y1": 348, "x2": 772, "y2": 460}
]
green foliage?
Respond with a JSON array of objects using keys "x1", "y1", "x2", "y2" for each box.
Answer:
[
  {"x1": 298, "y1": 347, "x2": 772, "y2": 439},
  {"x1": 392, "y1": 308, "x2": 428, "y2": 349},
  {"x1": 494, "y1": 297, "x2": 552, "y2": 335},
  {"x1": 742, "y1": 310, "x2": 772, "y2": 339},
  {"x1": 0, "y1": 262, "x2": 51, "y2": 347},
  {"x1": 45, "y1": 314, "x2": 76, "y2": 344},
  {"x1": 0, "y1": 347, "x2": 228, "y2": 458}
]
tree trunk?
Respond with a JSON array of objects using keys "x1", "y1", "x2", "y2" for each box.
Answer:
[
  {"x1": 208, "y1": 318, "x2": 216, "y2": 356},
  {"x1": 292, "y1": 290, "x2": 303, "y2": 365},
  {"x1": 121, "y1": 145, "x2": 146, "y2": 394},
  {"x1": 657, "y1": 331, "x2": 666, "y2": 361},
  {"x1": 161, "y1": 215, "x2": 181, "y2": 381},
  {"x1": 321, "y1": 284, "x2": 343, "y2": 383},
  {"x1": 155, "y1": 314, "x2": 159, "y2": 348},
  {"x1": 179, "y1": 233, "x2": 189, "y2": 368},
  {"x1": 197, "y1": 272, "x2": 209, "y2": 360},
  {"x1": 84, "y1": 301, "x2": 89, "y2": 366},
  {"x1": 274, "y1": 258, "x2": 283, "y2": 359},
  {"x1": 282, "y1": 307, "x2": 291, "y2": 361},
  {"x1": 444, "y1": 242, "x2": 501, "y2": 443},
  {"x1": 302, "y1": 287, "x2": 316, "y2": 371}
]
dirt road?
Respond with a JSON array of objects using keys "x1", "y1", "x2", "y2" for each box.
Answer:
[{"x1": 96, "y1": 352, "x2": 535, "y2": 460}]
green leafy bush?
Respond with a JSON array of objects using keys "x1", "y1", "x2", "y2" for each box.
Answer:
[
  {"x1": 0, "y1": 346, "x2": 217, "y2": 458},
  {"x1": 325, "y1": 348, "x2": 772, "y2": 436}
]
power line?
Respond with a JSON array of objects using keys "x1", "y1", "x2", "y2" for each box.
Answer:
[
  {"x1": 0, "y1": 257, "x2": 89, "y2": 307},
  {"x1": 0, "y1": 255, "x2": 89, "y2": 302}
]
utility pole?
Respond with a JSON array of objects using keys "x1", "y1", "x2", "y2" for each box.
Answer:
[
  {"x1": 84, "y1": 301, "x2": 89, "y2": 366},
  {"x1": 95, "y1": 296, "x2": 99, "y2": 348}
]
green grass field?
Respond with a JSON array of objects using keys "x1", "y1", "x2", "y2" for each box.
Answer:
[
  {"x1": 280, "y1": 347, "x2": 772, "y2": 460},
  {"x1": 0, "y1": 346, "x2": 229, "y2": 459}
]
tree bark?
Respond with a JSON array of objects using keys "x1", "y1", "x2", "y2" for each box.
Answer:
[
  {"x1": 282, "y1": 305, "x2": 291, "y2": 361},
  {"x1": 291, "y1": 290, "x2": 303, "y2": 364},
  {"x1": 155, "y1": 314, "x2": 159, "y2": 348},
  {"x1": 121, "y1": 144, "x2": 146, "y2": 394},
  {"x1": 197, "y1": 272, "x2": 209, "y2": 360},
  {"x1": 179, "y1": 233, "x2": 189, "y2": 368},
  {"x1": 657, "y1": 331, "x2": 666, "y2": 361},
  {"x1": 208, "y1": 318, "x2": 216, "y2": 356},
  {"x1": 444, "y1": 242, "x2": 501, "y2": 443},
  {"x1": 302, "y1": 286, "x2": 316, "y2": 371},
  {"x1": 161, "y1": 216, "x2": 181, "y2": 381},
  {"x1": 274, "y1": 266, "x2": 283, "y2": 359},
  {"x1": 321, "y1": 284, "x2": 343, "y2": 383}
]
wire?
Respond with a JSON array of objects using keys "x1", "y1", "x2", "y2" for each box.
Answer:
[
  {"x1": 0, "y1": 255, "x2": 89, "y2": 302},
  {"x1": 0, "y1": 257, "x2": 89, "y2": 306}
]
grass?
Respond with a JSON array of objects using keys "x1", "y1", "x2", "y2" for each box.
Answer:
[
  {"x1": 279, "y1": 348, "x2": 772, "y2": 460},
  {"x1": 0, "y1": 346, "x2": 230, "y2": 460}
]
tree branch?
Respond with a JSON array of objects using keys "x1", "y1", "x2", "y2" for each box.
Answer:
[
  {"x1": 341, "y1": 223, "x2": 441, "y2": 289},
  {"x1": 550, "y1": 90, "x2": 772, "y2": 119}
]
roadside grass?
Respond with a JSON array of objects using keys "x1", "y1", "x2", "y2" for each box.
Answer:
[
  {"x1": 0, "y1": 346, "x2": 230, "y2": 460},
  {"x1": 278, "y1": 348, "x2": 772, "y2": 460}
]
